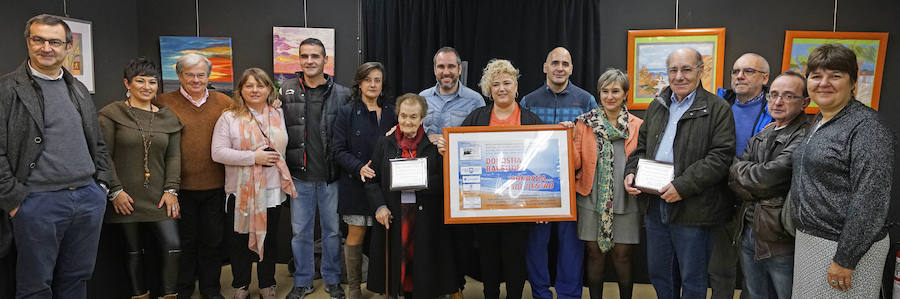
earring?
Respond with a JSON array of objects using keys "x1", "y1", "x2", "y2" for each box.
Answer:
[{"x1": 125, "y1": 89, "x2": 131, "y2": 98}]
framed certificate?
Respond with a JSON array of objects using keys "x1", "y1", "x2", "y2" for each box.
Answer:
[
  {"x1": 634, "y1": 159, "x2": 674, "y2": 195},
  {"x1": 443, "y1": 125, "x2": 577, "y2": 224},
  {"x1": 389, "y1": 158, "x2": 428, "y2": 191}
]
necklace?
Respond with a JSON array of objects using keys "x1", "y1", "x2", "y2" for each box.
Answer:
[{"x1": 125, "y1": 100, "x2": 155, "y2": 189}]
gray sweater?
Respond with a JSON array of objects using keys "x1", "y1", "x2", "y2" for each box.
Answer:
[
  {"x1": 26, "y1": 77, "x2": 96, "y2": 191},
  {"x1": 790, "y1": 99, "x2": 895, "y2": 269}
]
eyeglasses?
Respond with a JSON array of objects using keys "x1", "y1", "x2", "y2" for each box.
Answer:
[
  {"x1": 731, "y1": 68, "x2": 765, "y2": 76},
  {"x1": 27, "y1": 36, "x2": 67, "y2": 48},
  {"x1": 182, "y1": 73, "x2": 208, "y2": 79},
  {"x1": 766, "y1": 93, "x2": 805, "y2": 103},
  {"x1": 667, "y1": 65, "x2": 701, "y2": 75}
]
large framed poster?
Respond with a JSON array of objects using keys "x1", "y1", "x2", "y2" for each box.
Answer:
[
  {"x1": 60, "y1": 17, "x2": 94, "y2": 93},
  {"x1": 626, "y1": 28, "x2": 726, "y2": 110},
  {"x1": 443, "y1": 125, "x2": 576, "y2": 224},
  {"x1": 782, "y1": 30, "x2": 888, "y2": 113}
]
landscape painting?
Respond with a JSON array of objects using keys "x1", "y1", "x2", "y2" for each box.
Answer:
[
  {"x1": 627, "y1": 28, "x2": 726, "y2": 110},
  {"x1": 159, "y1": 36, "x2": 234, "y2": 95},
  {"x1": 273, "y1": 27, "x2": 335, "y2": 85},
  {"x1": 782, "y1": 31, "x2": 888, "y2": 112}
]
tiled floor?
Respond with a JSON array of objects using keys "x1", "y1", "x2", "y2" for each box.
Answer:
[{"x1": 191, "y1": 264, "x2": 743, "y2": 299}]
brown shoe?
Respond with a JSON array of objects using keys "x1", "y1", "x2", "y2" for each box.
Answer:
[
  {"x1": 159, "y1": 293, "x2": 177, "y2": 299},
  {"x1": 132, "y1": 292, "x2": 150, "y2": 299}
]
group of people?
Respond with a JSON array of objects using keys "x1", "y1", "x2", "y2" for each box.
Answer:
[{"x1": 0, "y1": 13, "x2": 894, "y2": 299}]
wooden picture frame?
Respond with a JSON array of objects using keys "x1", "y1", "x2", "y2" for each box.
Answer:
[
  {"x1": 782, "y1": 30, "x2": 889, "y2": 113},
  {"x1": 626, "y1": 28, "x2": 726, "y2": 110},
  {"x1": 442, "y1": 125, "x2": 576, "y2": 224}
]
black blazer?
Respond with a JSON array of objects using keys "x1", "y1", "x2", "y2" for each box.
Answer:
[{"x1": 461, "y1": 102, "x2": 544, "y2": 126}]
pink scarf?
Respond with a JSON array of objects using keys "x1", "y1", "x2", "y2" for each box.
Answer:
[{"x1": 234, "y1": 106, "x2": 297, "y2": 259}]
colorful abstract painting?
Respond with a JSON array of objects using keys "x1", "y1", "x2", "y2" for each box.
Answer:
[
  {"x1": 782, "y1": 31, "x2": 888, "y2": 112},
  {"x1": 626, "y1": 28, "x2": 726, "y2": 110},
  {"x1": 273, "y1": 27, "x2": 335, "y2": 84},
  {"x1": 159, "y1": 36, "x2": 234, "y2": 94}
]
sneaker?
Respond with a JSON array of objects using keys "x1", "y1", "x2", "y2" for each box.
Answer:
[
  {"x1": 325, "y1": 284, "x2": 346, "y2": 299},
  {"x1": 285, "y1": 286, "x2": 315, "y2": 299}
]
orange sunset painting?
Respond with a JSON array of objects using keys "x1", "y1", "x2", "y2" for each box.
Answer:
[{"x1": 160, "y1": 36, "x2": 234, "y2": 95}]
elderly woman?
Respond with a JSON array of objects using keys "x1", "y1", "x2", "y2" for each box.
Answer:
[
  {"x1": 365, "y1": 93, "x2": 458, "y2": 298},
  {"x1": 211, "y1": 68, "x2": 296, "y2": 299},
  {"x1": 790, "y1": 43, "x2": 894, "y2": 297},
  {"x1": 571, "y1": 68, "x2": 642, "y2": 299},
  {"x1": 99, "y1": 57, "x2": 183, "y2": 299},
  {"x1": 457, "y1": 59, "x2": 541, "y2": 299},
  {"x1": 332, "y1": 62, "x2": 397, "y2": 298}
]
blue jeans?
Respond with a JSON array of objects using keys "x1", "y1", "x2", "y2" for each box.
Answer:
[
  {"x1": 290, "y1": 180, "x2": 342, "y2": 286},
  {"x1": 740, "y1": 226, "x2": 793, "y2": 299},
  {"x1": 525, "y1": 221, "x2": 584, "y2": 299},
  {"x1": 645, "y1": 200, "x2": 712, "y2": 299},
  {"x1": 12, "y1": 183, "x2": 106, "y2": 299}
]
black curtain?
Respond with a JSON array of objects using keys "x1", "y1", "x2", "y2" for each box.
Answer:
[{"x1": 363, "y1": 0, "x2": 603, "y2": 99}]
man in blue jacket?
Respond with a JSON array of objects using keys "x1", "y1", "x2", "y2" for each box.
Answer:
[{"x1": 710, "y1": 53, "x2": 773, "y2": 299}]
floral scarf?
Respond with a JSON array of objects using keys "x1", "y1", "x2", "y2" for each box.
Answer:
[
  {"x1": 234, "y1": 106, "x2": 297, "y2": 259},
  {"x1": 575, "y1": 106, "x2": 630, "y2": 252}
]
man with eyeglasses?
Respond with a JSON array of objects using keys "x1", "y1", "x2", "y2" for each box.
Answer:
[
  {"x1": 728, "y1": 71, "x2": 809, "y2": 299},
  {"x1": 624, "y1": 48, "x2": 736, "y2": 299},
  {"x1": 0, "y1": 14, "x2": 112, "y2": 298},
  {"x1": 156, "y1": 53, "x2": 233, "y2": 299},
  {"x1": 709, "y1": 53, "x2": 775, "y2": 299}
]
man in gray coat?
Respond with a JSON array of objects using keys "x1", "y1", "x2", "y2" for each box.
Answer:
[{"x1": 0, "y1": 14, "x2": 111, "y2": 299}]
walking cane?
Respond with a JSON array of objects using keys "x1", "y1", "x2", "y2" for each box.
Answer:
[{"x1": 385, "y1": 225, "x2": 390, "y2": 299}]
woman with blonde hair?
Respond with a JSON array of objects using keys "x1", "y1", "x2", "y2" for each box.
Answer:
[
  {"x1": 461, "y1": 59, "x2": 543, "y2": 299},
  {"x1": 211, "y1": 68, "x2": 296, "y2": 299}
]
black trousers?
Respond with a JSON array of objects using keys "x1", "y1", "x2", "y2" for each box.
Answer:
[
  {"x1": 176, "y1": 188, "x2": 225, "y2": 298},
  {"x1": 475, "y1": 223, "x2": 530, "y2": 299},
  {"x1": 121, "y1": 219, "x2": 181, "y2": 295},
  {"x1": 226, "y1": 194, "x2": 282, "y2": 289}
]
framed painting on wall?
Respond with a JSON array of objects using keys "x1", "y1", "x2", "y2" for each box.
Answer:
[
  {"x1": 159, "y1": 36, "x2": 234, "y2": 95},
  {"x1": 782, "y1": 31, "x2": 888, "y2": 113},
  {"x1": 273, "y1": 27, "x2": 335, "y2": 85},
  {"x1": 61, "y1": 17, "x2": 95, "y2": 93},
  {"x1": 626, "y1": 28, "x2": 726, "y2": 110}
]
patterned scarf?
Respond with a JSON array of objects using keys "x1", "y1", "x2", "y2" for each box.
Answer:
[
  {"x1": 234, "y1": 106, "x2": 297, "y2": 259},
  {"x1": 575, "y1": 106, "x2": 629, "y2": 252}
]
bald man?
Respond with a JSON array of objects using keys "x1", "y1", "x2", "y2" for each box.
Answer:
[
  {"x1": 623, "y1": 48, "x2": 735, "y2": 299},
  {"x1": 710, "y1": 53, "x2": 775, "y2": 299},
  {"x1": 520, "y1": 47, "x2": 597, "y2": 299}
]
